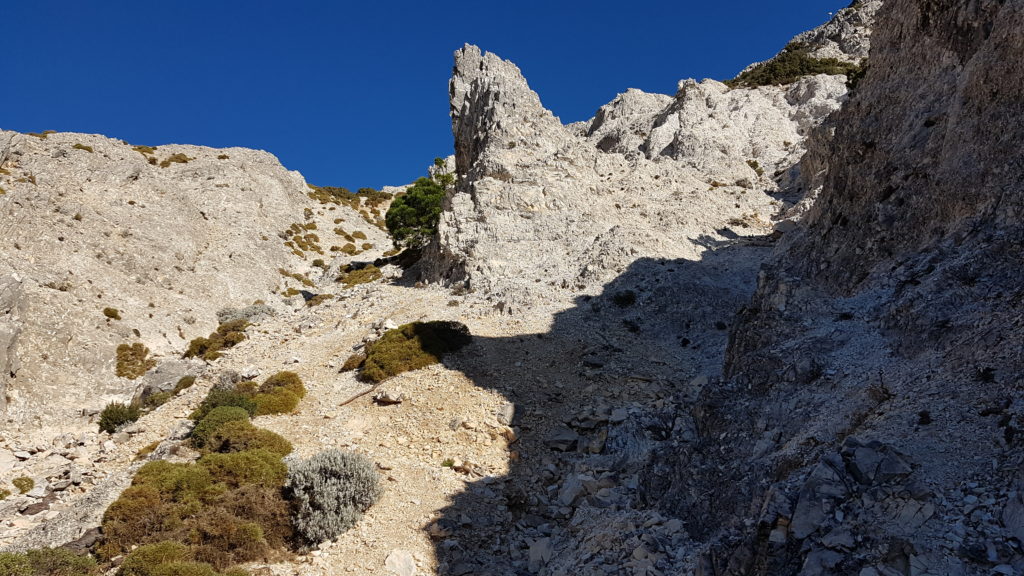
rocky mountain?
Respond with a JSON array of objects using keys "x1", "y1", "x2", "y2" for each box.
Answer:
[
  {"x1": 2, "y1": 0, "x2": 1022, "y2": 575},
  {"x1": 0, "y1": 131, "x2": 390, "y2": 440}
]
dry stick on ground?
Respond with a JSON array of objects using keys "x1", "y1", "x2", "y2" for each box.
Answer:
[{"x1": 338, "y1": 382, "x2": 384, "y2": 407}]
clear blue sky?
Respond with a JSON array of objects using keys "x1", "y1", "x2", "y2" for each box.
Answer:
[{"x1": 4, "y1": 1, "x2": 849, "y2": 190}]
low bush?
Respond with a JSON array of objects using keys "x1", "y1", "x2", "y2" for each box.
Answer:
[
  {"x1": 117, "y1": 343, "x2": 157, "y2": 379},
  {"x1": 198, "y1": 450, "x2": 288, "y2": 489},
  {"x1": 184, "y1": 320, "x2": 249, "y2": 362},
  {"x1": 204, "y1": 420, "x2": 292, "y2": 457},
  {"x1": 357, "y1": 321, "x2": 471, "y2": 383},
  {"x1": 191, "y1": 407, "x2": 251, "y2": 449},
  {"x1": 100, "y1": 453, "x2": 291, "y2": 569},
  {"x1": 337, "y1": 264, "x2": 381, "y2": 288},
  {"x1": 13, "y1": 476, "x2": 34, "y2": 494},
  {"x1": 725, "y1": 42, "x2": 862, "y2": 88},
  {"x1": 287, "y1": 449, "x2": 382, "y2": 544},
  {"x1": 136, "y1": 441, "x2": 161, "y2": 461},
  {"x1": 190, "y1": 389, "x2": 257, "y2": 421},
  {"x1": 340, "y1": 352, "x2": 366, "y2": 372},
  {"x1": 99, "y1": 402, "x2": 141, "y2": 433},
  {"x1": 119, "y1": 541, "x2": 191, "y2": 576},
  {"x1": 260, "y1": 371, "x2": 305, "y2": 397},
  {"x1": 0, "y1": 488, "x2": 10, "y2": 500},
  {"x1": 159, "y1": 153, "x2": 192, "y2": 168},
  {"x1": 173, "y1": 376, "x2": 197, "y2": 394},
  {"x1": 253, "y1": 389, "x2": 300, "y2": 416},
  {"x1": 103, "y1": 307, "x2": 122, "y2": 320},
  {"x1": 142, "y1": 390, "x2": 174, "y2": 410},
  {"x1": 72, "y1": 143, "x2": 94, "y2": 153},
  {"x1": 0, "y1": 548, "x2": 99, "y2": 576},
  {"x1": 133, "y1": 145, "x2": 157, "y2": 156}
]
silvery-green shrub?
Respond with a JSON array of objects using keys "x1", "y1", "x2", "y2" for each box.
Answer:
[{"x1": 287, "y1": 449, "x2": 382, "y2": 543}]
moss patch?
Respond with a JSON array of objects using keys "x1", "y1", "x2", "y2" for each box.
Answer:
[{"x1": 72, "y1": 143, "x2": 94, "y2": 153}]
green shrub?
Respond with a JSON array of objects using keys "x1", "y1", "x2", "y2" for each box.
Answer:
[
  {"x1": 133, "y1": 145, "x2": 157, "y2": 156},
  {"x1": 725, "y1": 42, "x2": 862, "y2": 88},
  {"x1": 99, "y1": 402, "x2": 141, "y2": 433},
  {"x1": 13, "y1": 476, "x2": 34, "y2": 494},
  {"x1": 199, "y1": 450, "x2": 288, "y2": 489},
  {"x1": 359, "y1": 321, "x2": 471, "y2": 383},
  {"x1": 100, "y1": 456, "x2": 291, "y2": 568},
  {"x1": 117, "y1": 343, "x2": 156, "y2": 379},
  {"x1": 204, "y1": 420, "x2": 292, "y2": 456},
  {"x1": 159, "y1": 153, "x2": 192, "y2": 168},
  {"x1": 72, "y1": 143, "x2": 94, "y2": 153},
  {"x1": 259, "y1": 371, "x2": 305, "y2": 397},
  {"x1": 306, "y1": 294, "x2": 332, "y2": 307},
  {"x1": 340, "y1": 352, "x2": 366, "y2": 372},
  {"x1": 252, "y1": 389, "x2": 300, "y2": 416},
  {"x1": 191, "y1": 406, "x2": 251, "y2": 449},
  {"x1": 0, "y1": 488, "x2": 10, "y2": 500},
  {"x1": 136, "y1": 441, "x2": 161, "y2": 461},
  {"x1": 173, "y1": 376, "x2": 197, "y2": 394},
  {"x1": 148, "y1": 561, "x2": 220, "y2": 576},
  {"x1": 119, "y1": 542, "x2": 192, "y2": 576},
  {"x1": 0, "y1": 548, "x2": 100, "y2": 576},
  {"x1": 190, "y1": 389, "x2": 257, "y2": 421},
  {"x1": 184, "y1": 320, "x2": 248, "y2": 362},
  {"x1": 385, "y1": 177, "x2": 446, "y2": 249},
  {"x1": 351, "y1": 230, "x2": 367, "y2": 240},
  {"x1": 337, "y1": 264, "x2": 382, "y2": 288},
  {"x1": 0, "y1": 553, "x2": 31, "y2": 576},
  {"x1": 216, "y1": 154, "x2": 230, "y2": 160},
  {"x1": 287, "y1": 449, "x2": 382, "y2": 544},
  {"x1": 143, "y1": 390, "x2": 174, "y2": 410},
  {"x1": 103, "y1": 307, "x2": 122, "y2": 320}
]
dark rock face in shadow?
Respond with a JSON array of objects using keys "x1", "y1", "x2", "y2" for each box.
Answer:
[{"x1": 428, "y1": 239, "x2": 772, "y2": 574}]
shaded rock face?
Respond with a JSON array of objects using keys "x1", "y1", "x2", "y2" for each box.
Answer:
[
  {"x1": 643, "y1": 0, "x2": 1024, "y2": 574},
  {"x1": 424, "y1": 4, "x2": 874, "y2": 309},
  {"x1": 0, "y1": 131, "x2": 318, "y2": 430}
]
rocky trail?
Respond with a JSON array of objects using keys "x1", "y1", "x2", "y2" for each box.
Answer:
[{"x1": 1, "y1": 212, "x2": 777, "y2": 575}]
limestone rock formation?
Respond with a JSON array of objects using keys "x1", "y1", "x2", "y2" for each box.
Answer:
[
  {"x1": 424, "y1": 2, "x2": 876, "y2": 310},
  {"x1": 644, "y1": 0, "x2": 1024, "y2": 573},
  {"x1": 0, "y1": 131, "x2": 388, "y2": 438}
]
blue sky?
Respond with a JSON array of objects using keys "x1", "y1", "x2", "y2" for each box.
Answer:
[{"x1": 4, "y1": 1, "x2": 849, "y2": 189}]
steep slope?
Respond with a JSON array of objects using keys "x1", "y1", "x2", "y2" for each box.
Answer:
[
  {"x1": 644, "y1": 1, "x2": 1024, "y2": 574},
  {"x1": 0, "y1": 131, "x2": 390, "y2": 440}
]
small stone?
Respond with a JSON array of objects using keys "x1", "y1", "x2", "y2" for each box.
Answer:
[
  {"x1": 373, "y1": 391, "x2": 406, "y2": 405},
  {"x1": 13, "y1": 451, "x2": 31, "y2": 460},
  {"x1": 528, "y1": 538, "x2": 553, "y2": 573},
  {"x1": 384, "y1": 549, "x2": 416, "y2": 576},
  {"x1": 546, "y1": 427, "x2": 579, "y2": 452},
  {"x1": 609, "y1": 408, "x2": 628, "y2": 424},
  {"x1": 240, "y1": 365, "x2": 261, "y2": 380}
]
